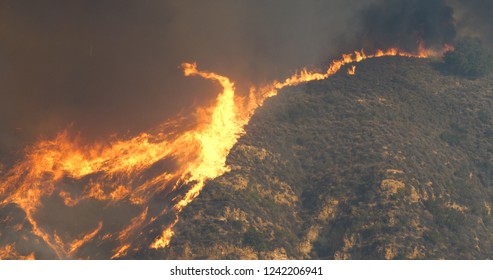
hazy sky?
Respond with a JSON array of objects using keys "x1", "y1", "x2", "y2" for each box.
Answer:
[{"x1": 0, "y1": 0, "x2": 491, "y2": 157}]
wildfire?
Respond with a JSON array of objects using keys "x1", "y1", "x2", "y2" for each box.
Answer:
[
  {"x1": 347, "y1": 65, "x2": 357, "y2": 75},
  {"x1": 150, "y1": 224, "x2": 175, "y2": 249},
  {"x1": 0, "y1": 46, "x2": 444, "y2": 259},
  {"x1": 0, "y1": 244, "x2": 35, "y2": 260}
]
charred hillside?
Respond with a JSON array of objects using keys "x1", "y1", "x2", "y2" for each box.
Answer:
[{"x1": 162, "y1": 56, "x2": 493, "y2": 260}]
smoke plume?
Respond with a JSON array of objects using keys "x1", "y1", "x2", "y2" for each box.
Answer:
[
  {"x1": 358, "y1": 0, "x2": 456, "y2": 51},
  {"x1": 0, "y1": 0, "x2": 369, "y2": 158},
  {"x1": 0, "y1": 0, "x2": 492, "y2": 160},
  {"x1": 449, "y1": 0, "x2": 493, "y2": 46}
]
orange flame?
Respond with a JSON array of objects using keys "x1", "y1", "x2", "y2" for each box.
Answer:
[
  {"x1": 68, "y1": 222, "x2": 103, "y2": 255},
  {"x1": 0, "y1": 46, "x2": 446, "y2": 258},
  {"x1": 0, "y1": 244, "x2": 35, "y2": 260},
  {"x1": 347, "y1": 65, "x2": 357, "y2": 75},
  {"x1": 150, "y1": 224, "x2": 175, "y2": 249}
]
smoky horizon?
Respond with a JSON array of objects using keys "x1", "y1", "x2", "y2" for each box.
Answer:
[{"x1": 1, "y1": 0, "x2": 492, "y2": 158}]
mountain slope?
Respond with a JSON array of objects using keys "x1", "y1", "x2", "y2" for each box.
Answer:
[{"x1": 162, "y1": 56, "x2": 493, "y2": 260}]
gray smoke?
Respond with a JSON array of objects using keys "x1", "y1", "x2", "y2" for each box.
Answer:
[
  {"x1": 0, "y1": 0, "x2": 373, "y2": 157},
  {"x1": 0, "y1": 0, "x2": 491, "y2": 160},
  {"x1": 358, "y1": 0, "x2": 456, "y2": 51},
  {"x1": 448, "y1": 0, "x2": 493, "y2": 46}
]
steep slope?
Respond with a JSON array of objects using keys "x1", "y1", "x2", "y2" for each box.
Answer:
[{"x1": 162, "y1": 56, "x2": 493, "y2": 259}]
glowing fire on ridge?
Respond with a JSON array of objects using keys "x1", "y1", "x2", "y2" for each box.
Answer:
[{"x1": 0, "y1": 47, "x2": 443, "y2": 259}]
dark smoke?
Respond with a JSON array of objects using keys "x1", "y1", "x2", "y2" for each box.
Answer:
[
  {"x1": 0, "y1": 0, "x2": 372, "y2": 158},
  {"x1": 449, "y1": 0, "x2": 493, "y2": 47},
  {"x1": 359, "y1": 0, "x2": 456, "y2": 51},
  {"x1": 0, "y1": 0, "x2": 492, "y2": 161}
]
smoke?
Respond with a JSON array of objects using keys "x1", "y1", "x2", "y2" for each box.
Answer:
[
  {"x1": 358, "y1": 0, "x2": 456, "y2": 51},
  {"x1": 0, "y1": 0, "x2": 491, "y2": 159},
  {"x1": 448, "y1": 0, "x2": 493, "y2": 46},
  {"x1": 0, "y1": 0, "x2": 372, "y2": 157},
  {"x1": 357, "y1": 0, "x2": 493, "y2": 51},
  {"x1": 2, "y1": 0, "x2": 493, "y2": 260}
]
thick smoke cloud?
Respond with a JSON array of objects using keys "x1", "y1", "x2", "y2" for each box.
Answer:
[
  {"x1": 358, "y1": 0, "x2": 456, "y2": 51},
  {"x1": 0, "y1": 0, "x2": 372, "y2": 158},
  {"x1": 0, "y1": 0, "x2": 491, "y2": 161},
  {"x1": 449, "y1": 0, "x2": 493, "y2": 46}
]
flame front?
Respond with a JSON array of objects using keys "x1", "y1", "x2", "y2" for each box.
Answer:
[{"x1": 0, "y1": 47, "x2": 442, "y2": 259}]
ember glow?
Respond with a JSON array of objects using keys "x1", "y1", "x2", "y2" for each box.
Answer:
[{"x1": 0, "y1": 47, "x2": 443, "y2": 259}]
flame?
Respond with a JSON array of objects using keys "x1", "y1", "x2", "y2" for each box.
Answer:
[
  {"x1": 150, "y1": 223, "x2": 175, "y2": 249},
  {"x1": 347, "y1": 65, "x2": 357, "y2": 75},
  {"x1": 0, "y1": 46, "x2": 446, "y2": 259},
  {"x1": 111, "y1": 244, "x2": 130, "y2": 260},
  {"x1": 0, "y1": 244, "x2": 35, "y2": 260},
  {"x1": 68, "y1": 222, "x2": 103, "y2": 255}
]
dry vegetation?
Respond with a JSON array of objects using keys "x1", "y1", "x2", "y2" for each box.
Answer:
[{"x1": 163, "y1": 57, "x2": 493, "y2": 259}]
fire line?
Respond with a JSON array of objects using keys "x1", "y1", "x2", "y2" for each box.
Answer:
[{"x1": 0, "y1": 47, "x2": 447, "y2": 259}]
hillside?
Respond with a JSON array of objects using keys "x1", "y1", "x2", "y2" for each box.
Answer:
[{"x1": 161, "y1": 56, "x2": 493, "y2": 260}]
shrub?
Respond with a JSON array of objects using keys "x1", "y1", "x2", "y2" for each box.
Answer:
[
  {"x1": 440, "y1": 131, "x2": 465, "y2": 146},
  {"x1": 439, "y1": 123, "x2": 467, "y2": 146},
  {"x1": 229, "y1": 219, "x2": 244, "y2": 231},
  {"x1": 444, "y1": 38, "x2": 493, "y2": 78},
  {"x1": 243, "y1": 226, "x2": 266, "y2": 251},
  {"x1": 424, "y1": 199, "x2": 465, "y2": 230}
]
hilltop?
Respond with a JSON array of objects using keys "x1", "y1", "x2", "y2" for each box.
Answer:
[{"x1": 161, "y1": 56, "x2": 493, "y2": 259}]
